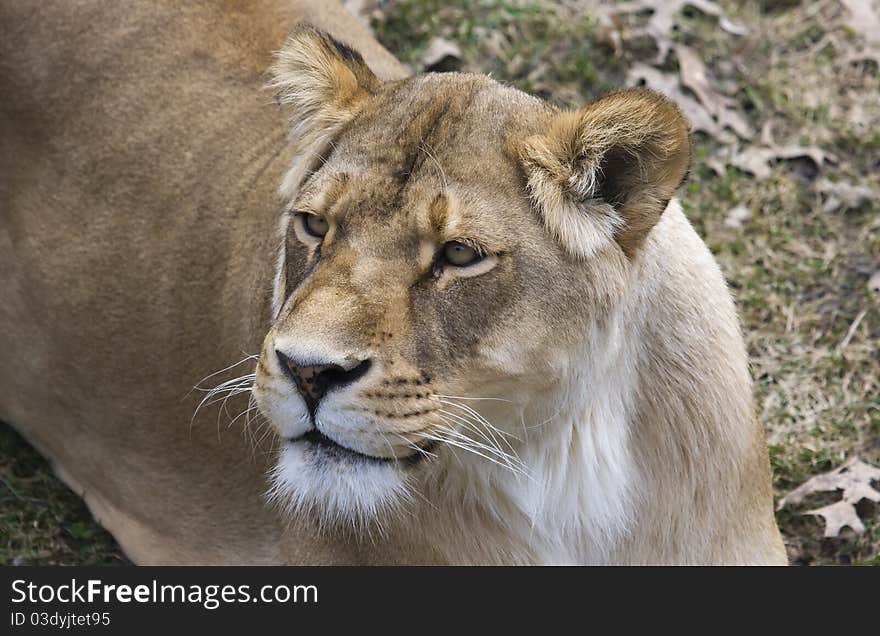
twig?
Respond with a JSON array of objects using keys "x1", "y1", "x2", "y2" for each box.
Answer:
[{"x1": 835, "y1": 309, "x2": 866, "y2": 355}]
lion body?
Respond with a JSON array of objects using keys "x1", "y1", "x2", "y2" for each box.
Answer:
[{"x1": 0, "y1": 0, "x2": 785, "y2": 564}]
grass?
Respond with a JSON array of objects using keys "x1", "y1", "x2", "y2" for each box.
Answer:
[
  {"x1": 0, "y1": 423, "x2": 125, "y2": 565},
  {"x1": 1, "y1": 0, "x2": 877, "y2": 565},
  {"x1": 372, "y1": 0, "x2": 626, "y2": 105}
]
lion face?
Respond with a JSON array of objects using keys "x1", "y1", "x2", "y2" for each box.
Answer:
[
  {"x1": 253, "y1": 28, "x2": 689, "y2": 528},
  {"x1": 255, "y1": 73, "x2": 597, "y2": 525}
]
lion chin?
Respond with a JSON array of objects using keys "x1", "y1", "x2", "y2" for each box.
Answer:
[{"x1": 269, "y1": 439, "x2": 413, "y2": 532}]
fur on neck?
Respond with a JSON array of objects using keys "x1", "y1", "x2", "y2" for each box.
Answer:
[{"x1": 414, "y1": 299, "x2": 641, "y2": 565}]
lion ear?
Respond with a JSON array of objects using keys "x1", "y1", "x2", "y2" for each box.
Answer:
[
  {"x1": 518, "y1": 88, "x2": 691, "y2": 259},
  {"x1": 270, "y1": 25, "x2": 380, "y2": 148}
]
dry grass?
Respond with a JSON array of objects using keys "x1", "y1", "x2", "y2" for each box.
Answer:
[{"x1": 0, "y1": 424, "x2": 125, "y2": 565}]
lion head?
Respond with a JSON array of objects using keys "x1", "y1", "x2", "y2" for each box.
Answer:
[{"x1": 252, "y1": 26, "x2": 690, "y2": 531}]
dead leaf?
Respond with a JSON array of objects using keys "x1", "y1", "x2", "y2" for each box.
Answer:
[
  {"x1": 419, "y1": 37, "x2": 462, "y2": 72},
  {"x1": 868, "y1": 270, "x2": 880, "y2": 294},
  {"x1": 806, "y1": 501, "x2": 868, "y2": 538},
  {"x1": 597, "y1": 0, "x2": 723, "y2": 63},
  {"x1": 729, "y1": 144, "x2": 836, "y2": 179},
  {"x1": 719, "y1": 16, "x2": 750, "y2": 36},
  {"x1": 589, "y1": 1, "x2": 754, "y2": 142},
  {"x1": 675, "y1": 45, "x2": 754, "y2": 139},
  {"x1": 815, "y1": 178, "x2": 875, "y2": 213},
  {"x1": 778, "y1": 458, "x2": 880, "y2": 538},
  {"x1": 838, "y1": 0, "x2": 880, "y2": 67},
  {"x1": 840, "y1": 0, "x2": 880, "y2": 47}
]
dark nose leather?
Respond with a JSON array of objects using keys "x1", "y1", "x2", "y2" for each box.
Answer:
[{"x1": 276, "y1": 350, "x2": 371, "y2": 412}]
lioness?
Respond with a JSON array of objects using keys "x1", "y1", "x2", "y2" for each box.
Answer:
[{"x1": 0, "y1": 0, "x2": 786, "y2": 564}]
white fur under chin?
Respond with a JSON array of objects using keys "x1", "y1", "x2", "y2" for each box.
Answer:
[{"x1": 268, "y1": 441, "x2": 412, "y2": 533}]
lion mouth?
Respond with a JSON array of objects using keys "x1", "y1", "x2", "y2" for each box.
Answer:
[{"x1": 290, "y1": 429, "x2": 434, "y2": 466}]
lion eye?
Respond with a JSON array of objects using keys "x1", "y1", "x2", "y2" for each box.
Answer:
[
  {"x1": 302, "y1": 213, "x2": 329, "y2": 238},
  {"x1": 443, "y1": 241, "x2": 482, "y2": 267}
]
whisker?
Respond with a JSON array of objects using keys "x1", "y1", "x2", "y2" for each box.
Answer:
[
  {"x1": 255, "y1": 419, "x2": 275, "y2": 449},
  {"x1": 422, "y1": 420, "x2": 528, "y2": 477},
  {"x1": 436, "y1": 403, "x2": 523, "y2": 463},
  {"x1": 202, "y1": 385, "x2": 254, "y2": 410},
  {"x1": 189, "y1": 355, "x2": 259, "y2": 396},
  {"x1": 524, "y1": 404, "x2": 564, "y2": 430},
  {"x1": 434, "y1": 420, "x2": 528, "y2": 476},
  {"x1": 434, "y1": 412, "x2": 517, "y2": 467},
  {"x1": 244, "y1": 394, "x2": 259, "y2": 439},
  {"x1": 192, "y1": 374, "x2": 256, "y2": 418},
  {"x1": 227, "y1": 404, "x2": 260, "y2": 430},
  {"x1": 436, "y1": 398, "x2": 522, "y2": 443},
  {"x1": 431, "y1": 393, "x2": 513, "y2": 404},
  {"x1": 433, "y1": 420, "x2": 514, "y2": 466},
  {"x1": 435, "y1": 408, "x2": 499, "y2": 451},
  {"x1": 190, "y1": 357, "x2": 259, "y2": 443},
  {"x1": 414, "y1": 429, "x2": 527, "y2": 477}
]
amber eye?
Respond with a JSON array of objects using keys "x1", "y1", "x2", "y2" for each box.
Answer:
[
  {"x1": 443, "y1": 241, "x2": 483, "y2": 267},
  {"x1": 301, "y1": 213, "x2": 329, "y2": 238}
]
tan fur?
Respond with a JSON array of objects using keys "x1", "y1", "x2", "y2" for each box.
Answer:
[
  {"x1": 518, "y1": 89, "x2": 691, "y2": 258},
  {"x1": 0, "y1": 1, "x2": 786, "y2": 564}
]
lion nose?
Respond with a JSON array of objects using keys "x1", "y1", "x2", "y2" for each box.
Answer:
[{"x1": 275, "y1": 350, "x2": 371, "y2": 412}]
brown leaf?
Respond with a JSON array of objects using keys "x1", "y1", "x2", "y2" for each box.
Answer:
[
  {"x1": 729, "y1": 144, "x2": 835, "y2": 180},
  {"x1": 838, "y1": 0, "x2": 880, "y2": 67},
  {"x1": 778, "y1": 458, "x2": 880, "y2": 538},
  {"x1": 840, "y1": 0, "x2": 880, "y2": 47},
  {"x1": 868, "y1": 270, "x2": 880, "y2": 294},
  {"x1": 719, "y1": 16, "x2": 749, "y2": 36},
  {"x1": 815, "y1": 178, "x2": 875, "y2": 214},
  {"x1": 675, "y1": 45, "x2": 753, "y2": 140},
  {"x1": 593, "y1": 1, "x2": 754, "y2": 142},
  {"x1": 599, "y1": 0, "x2": 723, "y2": 63},
  {"x1": 806, "y1": 501, "x2": 866, "y2": 538}
]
